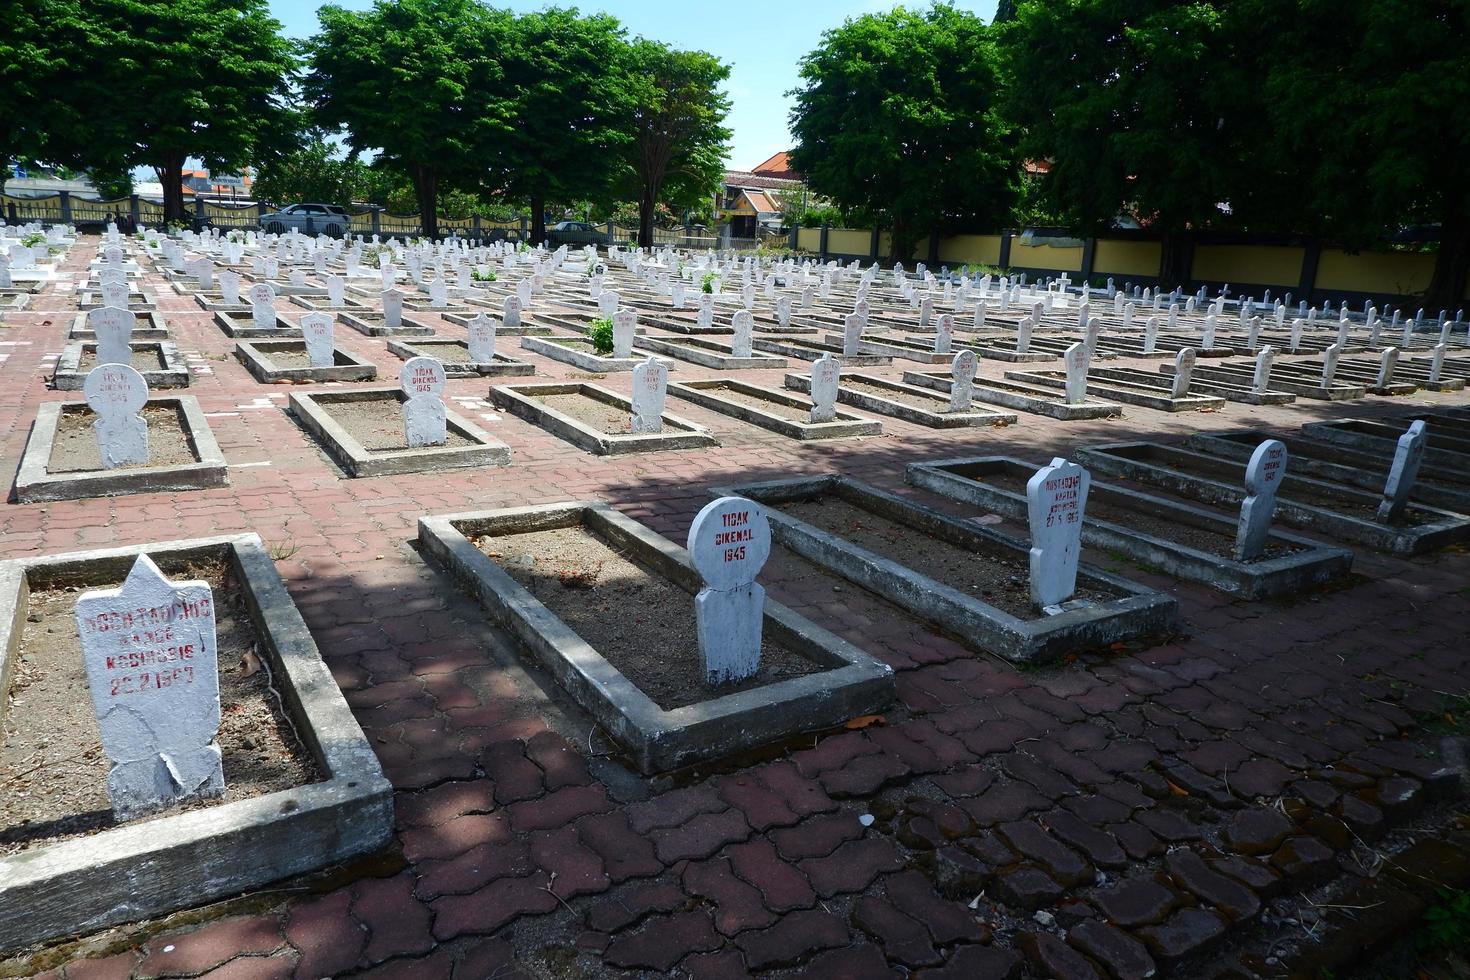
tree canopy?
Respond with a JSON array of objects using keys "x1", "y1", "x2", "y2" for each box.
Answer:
[{"x1": 788, "y1": 4, "x2": 1018, "y2": 262}]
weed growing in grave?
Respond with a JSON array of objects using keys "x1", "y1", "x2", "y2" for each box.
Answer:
[
  {"x1": 20, "y1": 232, "x2": 44, "y2": 248},
  {"x1": 701, "y1": 271, "x2": 717, "y2": 293},
  {"x1": 268, "y1": 538, "x2": 301, "y2": 561},
  {"x1": 589, "y1": 317, "x2": 615, "y2": 354},
  {"x1": 471, "y1": 268, "x2": 497, "y2": 282},
  {"x1": 1420, "y1": 888, "x2": 1470, "y2": 951}
]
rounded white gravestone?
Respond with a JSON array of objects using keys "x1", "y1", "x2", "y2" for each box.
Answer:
[
  {"x1": 401, "y1": 355, "x2": 446, "y2": 397},
  {"x1": 1234, "y1": 439, "x2": 1288, "y2": 561},
  {"x1": 466, "y1": 313, "x2": 497, "y2": 363},
  {"x1": 300, "y1": 312, "x2": 335, "y2": 368},
  {"x1": 89, "y1": 306, "x2": 137, "y2": 366},
  {"x1": 687, "y1": 496, "x2": 772, "y2": 592},
  {"x1": 84, "y1": 363, "x2": 151, "y2": 468},
  {"x1": 949, "y1": 349, "x2": 977, "y2": 413},
  {"x1": 1026, "y1": 457, "x2": 1090, "y2": 609}
]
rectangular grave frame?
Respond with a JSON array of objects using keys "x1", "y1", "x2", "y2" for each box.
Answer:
[
  {"x1": 1075, "y1": 441, "x2": 1470, "y2": 556},
  {"x1": 752, "y1": 337, "x2": 893, "y2": 366},
  {"x1": 289, "y1": 388, "x2": 511, "y2": 477},
  {"x1": 1302, "y1": 419, "x2": 1470, "y2": 467},
  {"x1": 417, "y1": 502, "x2": 894, "y2": 774},
  {"x1": 234, "y1": 339, "x2": 379, "y2": 384},
  {"x1": 899, "y1": 370, "x2": 1123, "y2": 420},
  {"x1": 518, "y1": 335, "x2": 671, "y2": 373},
  {"x1": 1089, "y1": 366, "x2": 1296, "y2": 406},
  {"x1": 385, "y1": 338, "x2": 536, "y2": 378},
  {"x1": 1160, "y1": 360, "x2": 1366, "y2": 400},
  {"x1": 335, "y1": 311, "x2": 437, "y2": 338},
  {"x1": 52, "y1": 341, "x2": 189, "y2": 390},
  {"x1": 289, "y1": 294, "x2": 374, "y2": 314},
  {"x1": 442, "y1": 311, "x2": 553, "y2": 336},
  {"x1": 1002, "y1": 369, "x2": 1226, "y2": 413},
  {"x1": 15, "y1": 397, "x2": 229, "y2": 503},
  {"x1": 906, "y1": 456, "x2": 1354, "y2": 599},
  {"x1": 634, "y1": 334, "x2": 788, "y2": 370},
  {"x1": 211, "y1": 309, "x2": 303, "y2": 339},
  {"x1": 819, "y1": 333, "x2": 953, "y2": 364},
  {"x1": 783, "y1": 372, "x2": 1019, "y2": 429},
  {"x1": 669, "y1": 378, "x2": 883, "y2": 441},
  {"x1": 69, "y1": 311, "x2": 169, "y2": 342},
  {"x1": 488, "y1": 382, "x2": 715, "y2": 455},
  {"x1": 0, "y1": 533, "x2": 393, "y2": 951},
  {"x1": 714, "y1": 475, "x2": 1177, "y2": 664},
  {"x1": 77, "y1": 290, "x2": 157, "y2": 312}
]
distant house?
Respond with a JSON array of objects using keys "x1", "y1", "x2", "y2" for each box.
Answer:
[
  {"x1": 749, "y1": 151, "x2": 800, "y2": 182},
  {"x1": 720, "y1": 153, "x2": 803, "y2": 239}
]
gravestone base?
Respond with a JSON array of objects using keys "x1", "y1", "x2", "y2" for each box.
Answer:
[
  {"x1": 444, "y1": 310, "x2": 553, "y2": 335},
  {"x1": 489, "y1": 382, "x2": 716, "y2": 455},
  {"x1": 519, "y1": 335, "x2": 670, "y2": 373},
  {"x1": 417, "y1": 502, "x2": 894, "y2": 773},
  {"x1": 783, "y1": 372, "x2": 1019, "y2": 429},
  {"x1": 752, "y1": 337, "x2": 893, "y2": 366},
  {"x1": 69, "y1": 311, "x2": 168, "y2": 341},
  {"x1": 15, "y1": 397, "x2": 228, "y2": 503},
  {"x1": 234, "y1": 340, "x2": 378, "y2": 383},
  {"x1": 385, "y1": 338, "x2": 536, "y2": 377},
  {"x1": 634, "y1": 334, "x2": 789, "y2": 370},
  {"x1": 337, "y1": 311, "x2": 436, "y2": 337},
  {"x1": 669, "y1": 378, "x2": 884, "y2": 440},
  {"x1": 211, "y1": 310, "x2": 302, "y2": 338},
  {"x1": 53, "y1": 341, "x2": 189, "y2": 390},
  {"x1": 289, "y1": 388, "x2": 510, "y2": 477},
  {"x1": 0, "y1": 534, "x2": 392, "y2": 951},
  {"x1": 190, "y1": 291, "x2": 251, "y2": 312},
  {"x1": 78, "y1": 290, "x2": 156, "y2": 311},
  {"x1": 289, "y1": 294, "x2": 372, "y2": 313}
]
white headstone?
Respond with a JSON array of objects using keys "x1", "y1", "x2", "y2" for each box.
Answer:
[
  {"x1": 466, "y1": 313, "x2": 497, "y2": 363},
  {"x1": 612, "y1": 309, "x2": 636, "y2": 359},
  {"x1": 90, "y1": 306, "x2": 137, "y2": 367},
  {"x1": 1143, "y1": 315, "x2": 1160, "y2": 354},
  {"x1": 1170, "y1": 347, "x2": 1197, "y2": 399},
  {"x1": 1321, "y1": 343, "x2": 1342, "y2": 387},
  {"x1": 731, "y1": 309, "x2": 754, "y2": 358},
  {"x1": 810, "y1": 353, "x2": 840, "y2": 423},
  {"x1": 1376, "y1": 420, "x2": 1427, "y2": 524},
  {"x1": 949, "y1": 350, "x2": 977, "y2": 413},
  {"x1": 1375, "y1": 346, "x2": 1399, "y2": 388},
  {"x1": 84, "y1": 363, "x2": 150, "y2": 467},
  {"x1": 218, "y1": 270, "x2": 241, "y2": 306},
  {"x1": 934, "y1": 313, "x2": 953, "y2": 354},
  {"x1": 687, "y1": 497, "x2": 773, "y2": 685},
  {"x1": 777, "y1": 295, "x2": 791, "y2": 329},
  {"x1": 288, "y1": 268, "x2": 306, "y2": 288},
  {"x1": 599, "y1": 289, "x2": 620, "y2": 318},
  {"x1": 248, "y1": 283, "x2": 277, "y2": 331},
  {"x1": 842, "y1": 313, "x2": 863, "y2": 357},
  {"x1": 1251, "y1": 346, "x2": 1275, "y2": 395},
  {"x1": 630, "y1": 356, "x2": 669, "y2": 433},
  {"x1": 1202, "y1": 314, "x2": 1217, "y2": 350},
  {"x1": 74, "y1": 554, "x2": 223, "y2": 821},
  {"x1": 1234, "y1": 439, "x2": 1288, "y2": 561},
  {"x1": 503, "y1": 294, "x2": 522, "y2": 329},
  {"x1": 326, "y1": 274, "x2": 345, "y2": 307},
  {"x1": 1026, "y1": 458, "x2": 1089, "y2": 609},
  {"x1": 1063, "y1": 342, "x2": 1088, "y2": 404},
  {"x1": 1429, "y1": 343, "x2": 1447, "y2": 384},
  {"x1": 301, "y1": 312, "x2": 335, "y2": 368},
  {"x1": 400, "y1": 356, "x2": 447, "y2": 446},
  {"x1": 382, "y1": 288, "x2": 404, "y2": 329},
  {"x1": 672, "y1": 282, "x2": 686, "y2": 309},
  {"x1": 516, "y1": 277, "x2": 532, "y2": 309},
  {"x1": 0, "y1": 253, "x2": 9, "y2": 289}
]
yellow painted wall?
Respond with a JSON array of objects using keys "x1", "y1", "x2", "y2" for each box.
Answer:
[
  {"x1": 878, "y1": 231, "x2": 892, "y2": 257},
  {"x1": 1094, "y1": 239, "x2": 1162, "y2": 278},
  {"x1": 796, "y1": 227, "x2": 821, "y2": 252},
  {"x1": 1192, "y1": 244, "x2": 1302, "y2": 287},
  {"x1": 938, "y1": 234, "x2": 1002, "y2": 266},
  {"x1": 1010, "y1": 240, "x2": 1083, "y2": 273},
  {"x1": 1316, "y1": 249, "x2": 1436, "y2": 298},
  {"x1": 827, "y1": 228, "x2": 871, "y2": 256}
]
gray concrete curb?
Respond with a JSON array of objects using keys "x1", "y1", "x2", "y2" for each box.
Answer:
[
  {"x1": 669, "y1": 379, "x2": 882, "y2": 441},
  {"x1": 234, "y1": 340, "x2": 378, "y2": 384},
  {"x1": 784, "y1": 372, "x2": 1018, "y2": 429},
  {"x1": 385, "y1": 338, "x2": 535, "y2": 378},
  {"x1": 53, "y1": 342, "x2": 189, "y2": 390},
  {"x1": 488, "y1": 382, "x2": 715, "y2": 455},
  {"x1": 289, "y1": 388, "x2": 510, "y2": 477}
]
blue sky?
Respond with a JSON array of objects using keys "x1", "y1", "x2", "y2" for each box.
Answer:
[{"x1": 267, "y1": 0, "x2": 1000, "y2": 169}]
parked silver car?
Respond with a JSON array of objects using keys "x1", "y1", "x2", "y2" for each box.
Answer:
[{"x1": 259, "y1": 203, "x2": 350, "y2": 237}]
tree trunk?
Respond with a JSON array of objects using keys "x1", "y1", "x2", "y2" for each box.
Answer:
[
  {"x1": 1158, "y1": 228, "x2": 1194, "y2": 291},
  {"x1": 639, "y1": 190, "x2": 655, "y2": 249},
  {"x1": 411, "y1": 163, "x2": 438, "y2": 239},
  {"x1": 888, "y1": 216, "x2": 910, "y2": 264},
  {"x1": 1425, "y1": 204, "x2": 1470, "y2": 314},
  {"x1": 157, "y1": 151, "x2": 187, "y2": 224},
  {"x1": 530, "y1": 194, "x2": 546, "y2": 248}
]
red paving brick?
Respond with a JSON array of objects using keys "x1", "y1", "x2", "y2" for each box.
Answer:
[{"x1": 7, "y1": 238, "x2": 1470, "y2": 977}]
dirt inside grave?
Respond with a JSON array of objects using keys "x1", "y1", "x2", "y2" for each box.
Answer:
[
  {"x1": 783, "y1": 496, "x2": 1124, "y2": 619},
  {"x1": 319, "y1": 396, "x2": 477, "y2": 452},
  {"x1": 48, "y1": 404, "x2": 198, "y2": 473},
  {"x1": 78, "y1": 347, "x2": 166, "y2": 372},
  {"x1": 401, "y1": 341, "x2": 476, "y2": 364},
  {"x1": 842, "y1": 378, "x2": 955, "y2": 412},
  {"x1": 532, "y1": 392, "x2": 634, "y2": 434},
  {"x1": 972, "y1": 468, "x2": 1303, "y2": 561},
  {"x1": 0, "y1": 561, "x2": 319, "y2": 856},
  {"x1": 474, "y1": 526, "x2": 822, "y2": 710},
  {"x1": 701, "y1": 383, "x2": 813, "y2": 421},
  {"x1": 254, "y1": 343, "x2": 333, "y2": 369}
]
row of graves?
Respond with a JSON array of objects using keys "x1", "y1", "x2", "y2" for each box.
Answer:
[{"x1": 3, "y1": 223, "x2": 1470, "y2": 963}]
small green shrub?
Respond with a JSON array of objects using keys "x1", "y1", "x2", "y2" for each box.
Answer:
[
  {"x1": 701, "y1": 271, "x2": 717, "y2": 294},
  {"x1": 20, "y1": 232, "x2": 44, "y2": 248},
  {"x1": 471, "y1": 268, "x2": 497, "y2": 282},
  {"x1": 589, "y1": 317, "x2": 615, "y2": 354}
]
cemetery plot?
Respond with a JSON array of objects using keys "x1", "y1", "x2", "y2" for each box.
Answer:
[
  {"x1": 519, "y1": 333, "x2": 671, "y2": 373},
  {"x1": 901, "y1": 369, "x2": 1123, "y2": 420},
  {"x1": 1089, "y1": 365, "x2": 1295, "y2": 405},
  {"x1": 715, "y1": 475, "x2": 1176, "y2": 663},
  {"x1": 1076, "y1": 442, "x2": 1470, "y2": 555},
  {"x1": 1188, "y1": 430, "x2": 1470, "y2": 513},
  {"x1": 489, "y1": 381, "x2": 715, "y2": 455},
  {"x1": 753, "y1": 336, "x2": 893, "y2": 366},
  {"x1": 1303, "y1": 418, "x2": 1470, "y2": 466},
  {"x1": 417, "y1": 501, "x2": 893, "y2": 773},
  {"x1": 0, "y1": 535, "x2": 391, "y2": 950},
  {"x1": 234, "y1": 339, "x2": 378, "y2": 383},
  {"x1": 77, "y1": 288, "x2": 156, "y2": 311},
  {"x1": 336, "y1": 310, "x2": 436, "y2": 336},
  {"x1": 191, "y1": 292, "x2": 251, "y2": 312},
  {"x1": 634, "y1": 334, "x2": 788, "y2": 370},
  {"x1": 970, "y1": 337, "x2": 1057, "y2": 363},
  {"x1": 1003, "y1": 368, "x2": 1227, "y2": 413},
  {"x1": 53, "y1": 342, "x2": 189, "y2": 390},
  {"x1": 385, "y1": 337, "x2": 535, "y2": 377},
  {"x1": 290, "y1": 387, "x2": 510, "y2": 477},
  {"x1": 15, "y1": 396, "x2": 228, "y2": 503},
  {"x1": 69, "y1": 311, "x2": 169, "y2": 341},
  {"x1": 783, "y1": 372, "x2": 1019, "y2": 429},
  {"x1": 1160, "y1": 358, "x2": 1366, "y2": 400},
  {"x1": 670, "y1": 378, "x2": 883, "y2": 440},
  {"x1": 290, "y1": 294, "x2": 373, "y2": 313},
  {"x1": 1270, "y1": 355, "x2": 1418, "y2": 396},
  {"x1": 632, "y1": 309, "x2": 736, "y2": 335},
  {"x1": 443, "y1": 310, "x2": 553, "y2": 335},
  {"x1": 907, "y1": 456, "x2": 1352, "y2": 599},
  {"x1": 212, "y1": 309, "x2": 302, "y2": 338},
  {"x1": 820, "y1": 332, "x2": 954, "y2": 364}
]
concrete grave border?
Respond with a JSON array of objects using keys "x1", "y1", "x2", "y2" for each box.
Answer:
[
  {"x1": 784, "y1": 372, "x2": 1019, "y2": 429},
  {"x1": 77, "y1": 290, "x2": 156, "y2": 312},
  {"x1": 289, "y1": 294, "x2": 374, "y2": 314},
  {"x1": 1302, "y1": 419, "x2": 1470, "y2": 468},
  {"x1": 519, "y1": 335, "x2": 671, "y2": 373},
  {"x1": 0, "y1": 533, "x2": 393, "y2": 951},
  {"x1": 443, "y1": 311, "x2": 553, "y2": 336},
  {"x1": 52, "y1": 341, "x2": 190, "y2": 390},
  {"x1": 289, "y1": 388, "x2": 510, "y2": 477},
  {"x1": 489, "y1": 381, "x2": 715, "y2": 455},
  {"x1": 635, "y1": 334, "x2": 788, "y2": 370},
  {"x1": 69, "y1": 311, "x2": 169, "y2": 342},
  {"x1": 907, "y1": 456, "x2": 1354, "y2": 600},
  {"x1": 336, "y1": 311, "x2": 437, "y2": 337},
  {"x1": 385, "y1": 338, "x2": 535, "y2": 378},
  {"x1": 1002, "y1": 369, "x2": 1227, "y2": 413},
  {"x1": 752, "y1": 337, "x2": 892, "y2": 366},
  {"x1": 900, "y1": 369, "x2": 1124, "y2": 420},
  {"x1": 234, "y1": 339, "x2": 379, "y2": 384},
  {"x1": 820, "y1": 332, "x2": 952, "y2": 364},
  {"x1": 212, "y1": 310, "x2": 302, "y2": 339},
  {"x1": 15, "y1": 397, "x2": 229, "y2": 503},
  {"x1": 715, "y1": 475, "x2": 1177, "y2": 664},
  {"x1": 417, "y1": 502, "x2": 894, "y2": 773},
  {"x1": 670, "y1": 378, "x2": 883, "y2": 441}
]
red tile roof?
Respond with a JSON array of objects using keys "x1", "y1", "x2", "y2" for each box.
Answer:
[{"x1": 750, "y1": 151, "x2": 800, "y2": 180}]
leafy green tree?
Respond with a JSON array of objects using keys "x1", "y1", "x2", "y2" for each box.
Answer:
[
  {"x1": 616, "y1": 40, "x2": 731, "y2": 248},
  {"x1": 789, "y1": 4, "x2": 1019, "y2": 263},
  {"x1": 251, "y1": 134, "x2": 372, "y2": 206},
  {"x1": 497, "y1": 9, "x2": 632, "y2": 246},
  {"x1": 305, "y1": 0, "x2": 512, "y2": 237},
  {"x1": 1001, "y1": 0, "x2": 1244, "y2": 285},
  {"x1": 52, "y1": 0, "x2": 296, "y2": 222},
  {"x1": 1239, "y1": 0, "x2": 1470, "y2": 307},
  {"x1": 89, "y1": 166, "x2": 134, "y2": 200},
  {"x1": 0, "y1": 0, "x2": 84, "y2": 176}
]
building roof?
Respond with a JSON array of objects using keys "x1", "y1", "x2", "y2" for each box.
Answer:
[
  {"x1": 750, "y1": 151, "x2": 800, "y2": 180},
  {"x1": 743, "y1": 190, "x2": 779, "y2": 215},
  {"x1": 722, "y1": 170, "x2": 802, "y2": 192}
]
